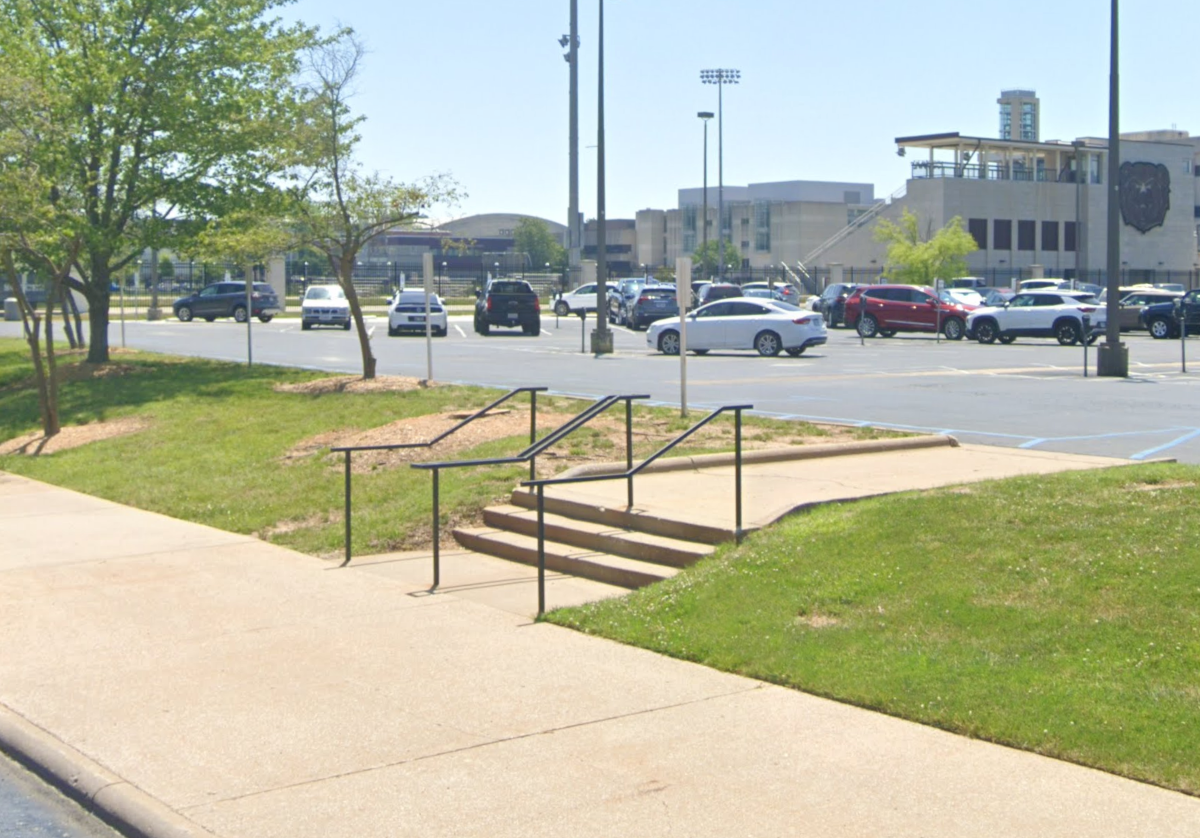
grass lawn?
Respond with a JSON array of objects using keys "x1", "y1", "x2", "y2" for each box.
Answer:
[{"x1": 549, "y1": 465, "x2": 1200, "y2": 795}]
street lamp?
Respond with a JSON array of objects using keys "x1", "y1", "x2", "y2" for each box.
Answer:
[
  {"x1": 441, "y1": 261, "x2": 447, "y2": 295},
  {"x1": 700, "y1": 68, "x2": 740, "y2": 282},
  {"x1": 494, "y1": 261, "x2": 500, "y2": 280},
  {"x1": 697, "y1": 111, "x2": 713, "y2": 281}
]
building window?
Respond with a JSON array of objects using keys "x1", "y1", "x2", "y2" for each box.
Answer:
[
  {"x1": 1042, "y1": 221, "x2": 1059, "y2": 252},
  {"x1": 754, "y1": 201, "x2": 771, "y2": 252},
  {"x1": 683, "y1": 205, "x2": 697, "y2": 233},
  {"x1": 994, "y1": 219, "x2": 1013, "y2": 250},
  {"x1": 1090, "y1": 155, "x2": 1102, "y2": 184},
  {"x1": 1020, "y1": 103, "x2": 1036, "y2": 141},
  {"x1": 968, "y1": 218, "x2": 988, "y2": 250},
  {"x1": 1000, "y1": 103, "x2": 1012, "y2": 140},
  {"x1": 1064, "y1": 221, "x2": 1077, "y2": 252},
  {"x1": 1017, "y1": 220, "x2": 1036, "y2": 251}
]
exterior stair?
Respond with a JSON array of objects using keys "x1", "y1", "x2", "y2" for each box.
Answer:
[{"x1": 452, "y1": 489, "x2": 725, "y2": 589}]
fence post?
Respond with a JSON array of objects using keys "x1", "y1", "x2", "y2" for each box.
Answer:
[
  {"x1": 537, "y1": 485, "x2": 546, "y2": 617},
  {"x1": 735, "y1": 408, "x2": 744, "y2": 544},
  {"x1": 341, "y1": 451, "x2": 352, "y2": 567},
  {"x1": 432, "y1": 468, "x2": 440, "y2": 590},
  {"x1": 626, "y1": 397, "x2": 634, "y2": 508}
]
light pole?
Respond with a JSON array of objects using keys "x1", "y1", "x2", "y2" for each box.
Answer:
[
  {"x1": 1099, "y1": 0, "x2": 1127, "y2": 377},
  {"x1": 698, "y1": 111, "x2": 713, "y2": 281},
  {"x1": 591, "y1": 0, "x2": 612, "y2": 354},
  {"x1": 701, "y1": 69, "x2": 740, "y2": 282},
  {"x1": 441, "y1": 261, "x2": 447, "y2": 296},
  {"x1": 561, "y1": 0, "x2": 581, "y2": 286}
]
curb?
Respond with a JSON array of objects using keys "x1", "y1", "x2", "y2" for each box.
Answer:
[
  {"x1": 553, "y1": 434, "x2": 959, "y2": 480},
  {"x1": 0, "y1": 703, "x2": 217, "y2": 838}
]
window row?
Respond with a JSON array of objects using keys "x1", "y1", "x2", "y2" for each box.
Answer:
[{"x1": 968, "y1": 218, "x2": 1077, "y2": 253}]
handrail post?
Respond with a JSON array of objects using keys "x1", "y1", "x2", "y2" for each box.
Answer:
[
  {"x1": 537, "y1": 485, "x2": 546, "y2": 617},
  {"x1": 735, "y1": 408, "x2": 744, "y2": 544},
  {"x1": 432, "y1": 468, "x2": 440, "y2": 590},
  {"x1": 626, "y1": 397, "x2": 634, "y2": 508},
  {"x1": 340, "y1": 450, "x2": 352, "y2": 567},
  {"x1": 529, "y1": 390, "x2": 538, "y2": 481}
]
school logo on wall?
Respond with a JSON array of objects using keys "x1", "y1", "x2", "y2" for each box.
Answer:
[{"x1": 1119, "y1": 161, "x2": 1171, "y2": 234}]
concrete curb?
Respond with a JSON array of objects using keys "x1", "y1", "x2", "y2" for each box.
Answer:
[
  {"x1": 554, "y1": 433, "x2": 959, "y2": 480},
  {"x1": 0, "y1": 703, "x2": 217, "y2": 838}
]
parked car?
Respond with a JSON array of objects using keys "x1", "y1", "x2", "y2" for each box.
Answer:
[
  {"x1": 389, "y1": 289, "x2": 448, "y2": 336},
  {"x1": 943, "y1": 276, "x2": 989, "y2": 289},
  {"x1": 695, "y1": 282, "x2": 743, "y2": 306},
  {"x1": 811, "y1": 283, "x2": 861, "y2": 327},
  {"x1": 300, "y1": 284, "x2": 351, "y2": 331},
  {"x1": 979, "y1": 287, "x2": 1016, "y2": 306},
  {"x1": 173, "y1": 281, "x2": 280, "y2": 323},
  {"x1": 607, "y1": 278, "x2": 649, "y2": 324},
  {"x1": 1113, "y1": 288, "x2": 1182, "y2": 331},
  {"x1": 475, "y1": 280, "x2": 541, "y2": 335},
  {"x1": 553, "y1": 282, "x2": 600, "y2": 316},
  {"x1": 1017, "y1": 278, "x2": 1068, "y2": 292},
  {"x1": 741, "y1": 287, "x2": 787, "y2": 302},
  {"x1": 843, "y1": 284, "x2": 972, "y2": 340},
  {"x1": 626, "y1": 285, "x2": 679, "y2": 330},
  {"x1": 646, "y1": 298, "x2": 826, "y2": 357},
  {"x1": 1140, "y1": 288, "x2": 1200, "y2": 339},
  {"x1": 938, "y1": 288, "x2": 984, "y2": 308},
  {"x1": 966, "y1": 290, "x2": 1105, "y2": 345},
  {"x1": 740, "y1": 281, "x2": 800, "y2": 304}
]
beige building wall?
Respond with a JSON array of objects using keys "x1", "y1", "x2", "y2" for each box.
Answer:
[{"x1": 635, "y1": 209, "x2": 668, "y2": 268}]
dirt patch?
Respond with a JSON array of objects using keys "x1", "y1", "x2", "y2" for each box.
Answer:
[
  {"x1": 275, "y1": 375, "x2": 432, "y2": 395},
  {"x1": 0, "y1": 416, "x2": 151, "y2": 456},
  {"x1": 794, "y1": 612, "x2": 840, "y2": 629},
  {"x1": 1129, "y1": 480, "x2": 1196, "y2": 493}
]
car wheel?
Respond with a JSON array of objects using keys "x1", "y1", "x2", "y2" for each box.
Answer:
[
  {"x1": 1148, "y1": 317, "x2": 1174, "y2": 340},
  {"x1": 387, "y1": 325, "x2": 399, "y2": 337},
  {"x1": 436, "y1": 326, "x2": 447, "y2": 337},
  {"x1": 692, "y1": 349, "x2": 709, "y2": 355},
  {"x1": 785, "y1": 346, "x2": 805, "y2": 357},
  {"x1": 857, "y1": 314, "x2": 878, "y2": 338},
  {"x1": 554, "y1": 301, "x2": 570, "y2": 317},
  {"x1": 233, "y1": 306, "x2": 248, "y2": 323},
  {"x1": 258, "y1": 314, "x2": 273, "y2": 323},
  {"x1": 343, "y1": 320, "x2": 351, "y2": 331},
  {"x1": 479, "y1": 320, "x2": 490, "y2": 335},
  {"x1": 1086, "y1": 333, "x2": 1099, "y2": 345},
  {"x1": 658, "y1": 330, "x2": 681, "y2": 355},
  {"x1": 301, "y1": 321, "x2": 312, "y2": 331},
  {"x1": 942, "y1": 317, "x2": 965, "y2": 340},
  {"x1": 176, "y1": 305, "x2": 193, "y2": 322},
  {"x1": 754, "y1": 330, "x2": 782, "y2": 357},
  {"x1": 1055, "y1": 319, "x2": 1081, "y2": 346},
  {"x1": 204, "y1": 316, "x2": 216, "y2": 322},
  {"x1": 974, "y1": 319, "x2": 998, "y2": 344},
  {"x1": 998, "y1": 334, "x2": 1016, "y2": 345},
  {"x1": 878, "y1": 329, "x2": 897, "y2": 338}
]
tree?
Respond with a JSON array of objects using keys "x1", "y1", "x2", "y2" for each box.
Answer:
[
  {"x1": 512, "y1": 218, "x2": 565, "y2": 270},
  {"x1": 873, "y1": 209, "x2": 977, "y2": 286},
  {"x1": 291, "y1": 31, "x2": 460, "y2": 379},
  {"x1": 0, "y1": 0, "x2": 318, "y2": 363},
  {"x1": 692, "y1": 240, "x2": 741, "y2": 279}
]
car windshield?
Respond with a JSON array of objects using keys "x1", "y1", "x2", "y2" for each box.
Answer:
[
  {"x1": 642, "y1": 290, "x2": 675, "y2": 300},
  {"x1": 305, "y1": 286, "x2": 344, "y2": 300}
]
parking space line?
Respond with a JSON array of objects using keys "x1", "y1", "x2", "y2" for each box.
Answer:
[
  {"x1": 455, "y1": 325, "x2": 465, "y2": 337},
  {"x1": 1131, "y1": 428, "x2": 1200, "y2": 460}
]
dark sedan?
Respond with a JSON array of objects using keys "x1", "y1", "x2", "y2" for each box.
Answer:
[{"x1": 173, "y1": 281, "x2": 281, "y2": 323}]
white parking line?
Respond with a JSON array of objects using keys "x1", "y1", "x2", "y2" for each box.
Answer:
[{"x1": 455, "y1": 324, "x2": 466, "y2": 337}]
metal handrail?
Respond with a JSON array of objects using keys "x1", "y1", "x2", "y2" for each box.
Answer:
[
  {"x1": 520, "y1": 404, "x2": 753, "y2": 616},
  {"x1": 409, "y1": 393, "x2": 651, "y2": 589},
  {"x1": 333, "y1": 386, "x2": 547, "y2": 567}
]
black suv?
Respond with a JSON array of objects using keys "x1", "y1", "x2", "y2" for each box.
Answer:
[
  {"x1": 812, "y1": 283, "x2": 860, "y2": 327},
  {"x1": 173, "y1": 282, "x2": 281, "y2": 323}
]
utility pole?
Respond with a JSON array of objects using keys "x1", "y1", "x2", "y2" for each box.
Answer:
[
  {"x1": 591, "y1": 0, "x2": 612, "y2": 354},
  {"x1": 562, "y1": 1, "x2": 581, "y2": 286},
  {"x1": 1098, "y1": 0, "x2": 1128, "y2": 377}
]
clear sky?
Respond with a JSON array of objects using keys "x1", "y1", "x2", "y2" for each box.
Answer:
[{"x1": 282, "y1": 0, "x2": 1196, "y2": 226}]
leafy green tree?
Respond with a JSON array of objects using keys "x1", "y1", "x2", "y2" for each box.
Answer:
[
  {"x1": 290, "y1": 31, "x2": 460, "y2": 379},
  {"x1": 691, "y1": 240, "x2": 741, "y2": 279},
  {"x1": 0, "y1": 0, "x2": 318, "y2": 363},
  {"x1": 873, "y1": 208, "x2": 977, "y2": 286},
  {"x1": 512, "y1": 218, "x2": 565, "y2": 270}
]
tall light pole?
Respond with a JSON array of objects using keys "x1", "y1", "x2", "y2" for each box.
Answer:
[
  {"x1": 698, "y1": 111, "x2": 713, "y2": 281},
  {"x1": 701, "y1": 69, "x2": 740, "y2": 282},
  {"x1": 1099, "y1": 0, "x2": 1128, "y2": 377},
  {"x1": 591, "y1": 0, "x2": 612, "y2": 354},
  {"x1": 560, "y1": 1, "x2": 581, "y2": 284}
]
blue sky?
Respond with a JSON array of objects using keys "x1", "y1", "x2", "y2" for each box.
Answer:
[{"x1": 282, "y1": 0, "x2": 1196, "y2": 225}]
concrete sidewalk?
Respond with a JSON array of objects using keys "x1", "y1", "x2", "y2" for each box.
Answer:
[{"x1": 2, "y1": 450, "x2": 1199, "y2": 838}]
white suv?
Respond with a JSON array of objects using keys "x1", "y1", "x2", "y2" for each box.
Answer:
[{"x1": 966, "y1": 290, "x2": 1105, "y2": 346}]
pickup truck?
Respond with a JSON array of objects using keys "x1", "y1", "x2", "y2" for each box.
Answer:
[
  {"x1": 1141, "y1": 288, "x2": 1200, "y2": 339},
  {"x1": 474, "y1": 279, "x2": 542, "y2": 335}
]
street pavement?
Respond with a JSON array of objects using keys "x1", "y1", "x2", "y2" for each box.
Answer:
[{"x1": 3, "y1": 444, "x2": 1200, "y2": 838}]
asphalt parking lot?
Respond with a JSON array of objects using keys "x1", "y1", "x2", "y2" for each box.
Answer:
[{"x1": 5, "y1": 312, "x2": 1200, "y2": 463}]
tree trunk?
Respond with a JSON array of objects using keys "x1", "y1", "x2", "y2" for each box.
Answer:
[
  {"x1": 3, "y1": 254, "x2": 56, "y2": 438},
  {"x1": 84, "y1": 265, "x2": 112, "y2": 363},
  {"x1": 42, "y1": 287, "x2": 61, "y2": 436},
  {"x1": 339, "y1": 263, "x2": 376, "y2": 379}
]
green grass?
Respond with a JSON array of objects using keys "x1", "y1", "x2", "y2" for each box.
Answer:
[{"x1": 548, "y1": 466, "x2": 1200, "y2": 795}]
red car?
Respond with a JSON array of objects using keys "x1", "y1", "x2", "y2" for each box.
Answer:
[{"x1": 843, "y1": 284, "x2": 972, "y2": 340}]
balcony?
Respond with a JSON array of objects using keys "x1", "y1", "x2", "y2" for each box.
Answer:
[{"x1": 911, "y1": 160, "x2": 1085, "y2": 184}]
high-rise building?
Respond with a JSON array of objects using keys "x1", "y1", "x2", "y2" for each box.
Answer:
[{"x1": 998, "y1": 89, "x2": 1040, "y2": 142}]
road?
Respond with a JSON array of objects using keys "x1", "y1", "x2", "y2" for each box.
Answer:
[
  {"x1": 0, "y1": 751, "x2": 122, "y2": 837},
  {"x1": 4, "y1": 313, "x2": 1200, "y2": 462}
]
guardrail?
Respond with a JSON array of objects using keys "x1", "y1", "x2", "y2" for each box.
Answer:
[
  {"x1": 520, "y1": 404, "x2": 753, "y2": 615},
  {"x1": 411, "y1": 394, "x2": 651, "y2": 589},
  {"x1": 331, "y1": 386, "x2": 547, "y2": 567}
]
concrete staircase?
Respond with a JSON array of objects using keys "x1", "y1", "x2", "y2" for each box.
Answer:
[{"x1": 452, "y1": 487, "x2": 730, "y2": 589}]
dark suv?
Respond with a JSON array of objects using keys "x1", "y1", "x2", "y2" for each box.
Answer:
[
  {"x1": 843, "y1": 284, "x2": 971, "y2": 340},
  {"x1": 626, "y1": 285, "x2": 679, "y2": 330},
  {"x1": 173, "y1": 282, "x2": 281, "y2": 323},
  {"x1": 812, "y1": 283, "x2": 861, "y2": 327}
]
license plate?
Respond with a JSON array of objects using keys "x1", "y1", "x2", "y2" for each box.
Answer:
[
  {"x1": 412, "y1": 315, "x2": 425, "y2": 322},
  {"x1": 507, "y1": 313, "x2": 519, "y2": 321},
  {"x1": 319, "y1": 315, "x2": 332, "y2": 321}
]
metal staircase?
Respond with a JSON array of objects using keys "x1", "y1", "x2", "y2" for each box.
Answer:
[{"x1": 797, "y1": 183, "x2": 909, "y2": 279}]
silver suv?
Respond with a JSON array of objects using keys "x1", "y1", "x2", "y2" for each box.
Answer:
[{"x1": 966, "y1": 290, "x2": 1105, "y2": 345}]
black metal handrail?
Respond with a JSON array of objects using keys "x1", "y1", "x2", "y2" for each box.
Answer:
[
  {"x1": 409, "y1": 394, "x2": 651, "y2": 589},
  {"x1": 332, "y1": 386, "x2": 547, "y2": 567},
  {"x1": 520, "y1": 404, "x2": 753, "y2": 616}
]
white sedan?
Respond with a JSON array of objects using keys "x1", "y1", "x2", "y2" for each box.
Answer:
[
  {"x1": 388, "y1": 289, "x2": 448, "y2": 337},
  {"x1": 301, "y1": 285, "x2": 351, "y2": 330},
  {"x1": 646, "y1": 298, "x2": 827, "y2": 357}
]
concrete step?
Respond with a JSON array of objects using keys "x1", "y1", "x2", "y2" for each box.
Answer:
[
  {"x1": 452, "y1": 527, "x2": 680, "y2": 589},
  {"x1": 509, "y1": 488, "x2": 735, "y2": 545},
  {"x1": 482, "y1": 504, "x2": 713, "y2": 568}
]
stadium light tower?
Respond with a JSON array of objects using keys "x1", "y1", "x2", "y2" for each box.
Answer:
[{"x1": 700, "y1": 69, "x2": 740, "y2": 281}]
